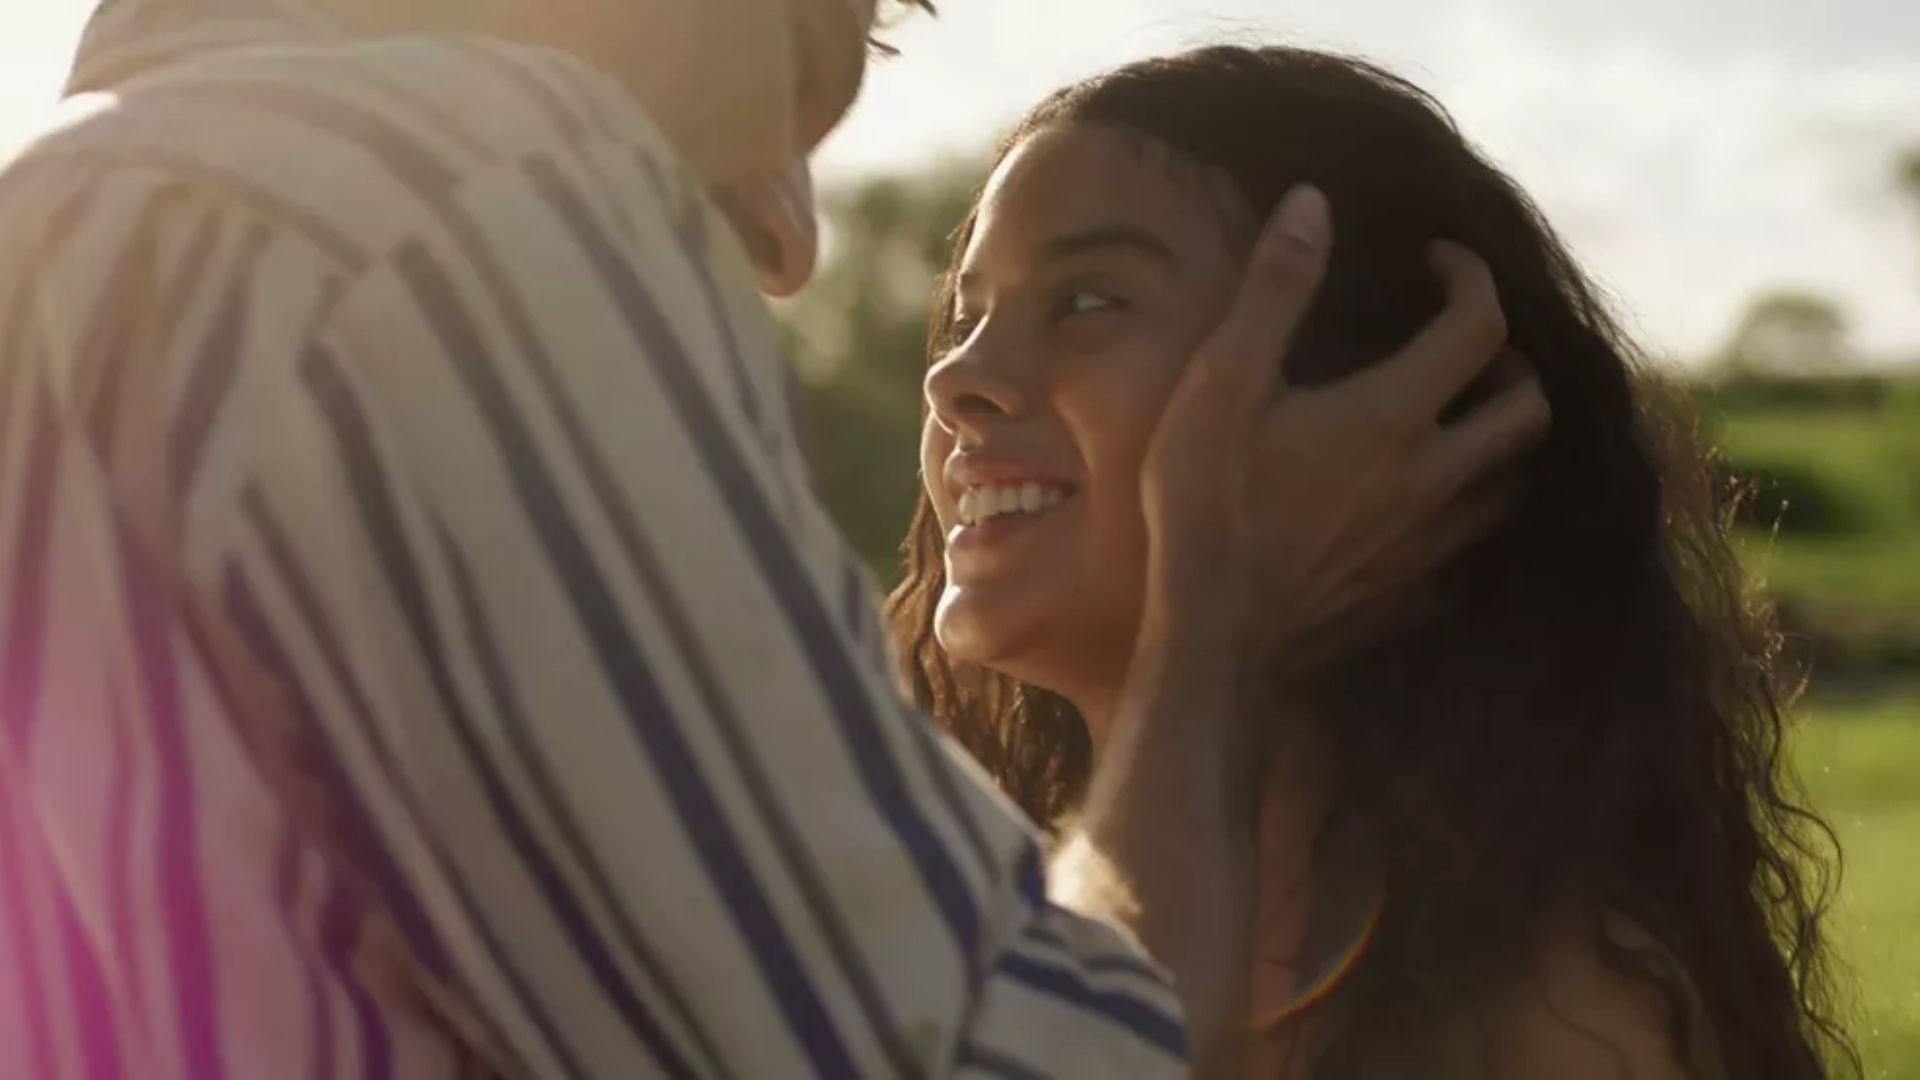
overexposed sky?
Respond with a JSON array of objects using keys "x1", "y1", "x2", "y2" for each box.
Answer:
[
  {"x1": 1, "y1": 4, "x2": 90, "y2": 130},
  {"x1": 6, "y1": 0, "x2": 1919, "y2": 362}
]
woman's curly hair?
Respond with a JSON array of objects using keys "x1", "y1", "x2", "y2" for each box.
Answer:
[{"x1": 887, "y1": 45, "x2": 1857, "y2": 1079}]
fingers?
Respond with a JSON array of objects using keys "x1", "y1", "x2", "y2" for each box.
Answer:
[
  {"x1": 1361, "y1": 240, "x2": 1509, "y2": 423},
  {"x1": 1282, "y1": 583, "x2": 1444, "y2": 674},
  {"x1": 1419, "y1": 374, "x2": 1552, "y2": 504},
  {"x1": 1421, "y1": 468, "x2": 1529, "y2": 571},
  {"x1": 1188, "y1": 184, "x2": 1332, "y2": 411},
  {"x1": 1281, "y1": 471, "x2": 1523, "y2": 676},
  {"x1": 1477, "y1": 347, "x2": 1532, "y2": 396}
]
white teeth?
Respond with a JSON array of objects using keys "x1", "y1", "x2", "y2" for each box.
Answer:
[{"x1": 957, "y1": 482, "x2": 1072, "y2": 525}]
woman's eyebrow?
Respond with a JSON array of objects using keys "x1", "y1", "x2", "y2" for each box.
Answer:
[{"x1": 1038, "y1": 223, "x2": 1178, "y2": 266}]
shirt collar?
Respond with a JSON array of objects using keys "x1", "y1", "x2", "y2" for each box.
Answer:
[{"x1": 66, "y1": 0, "x2": 343, "y2": 95}]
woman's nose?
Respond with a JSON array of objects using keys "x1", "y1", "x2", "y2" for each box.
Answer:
[{"x1": 924, "y1": 336, "x2": 1029, "y2": 439}]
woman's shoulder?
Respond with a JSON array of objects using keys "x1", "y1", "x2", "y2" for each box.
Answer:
[{"x1": 1454, "y1": 906, "x2": 1726, "y2": 1080}]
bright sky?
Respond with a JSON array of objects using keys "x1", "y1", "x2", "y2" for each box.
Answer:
[{"x1": 6, "y1": 1, "x2": 1919, "y2": 363}]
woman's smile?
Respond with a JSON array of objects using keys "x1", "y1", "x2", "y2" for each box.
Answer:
[
  {"x1": 944, "y1": 481, "x2": 1079, "y2": 571},
  {"x1": 941, "y1": 451, "x2": 1082, "y2": 570}
]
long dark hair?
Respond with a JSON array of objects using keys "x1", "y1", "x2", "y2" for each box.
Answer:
[{"x1": 886, "y1": 45, "x2": 1855, "y2": 1079}]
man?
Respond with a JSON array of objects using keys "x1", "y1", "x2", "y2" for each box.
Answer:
[{"x1": 0, "y1": 0, "x2": 1541, "y2": 1076}]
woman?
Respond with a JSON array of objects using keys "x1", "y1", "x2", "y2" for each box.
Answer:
[{"x1": 887, "y1": 46, "x2": 1855, "y2": 1078}]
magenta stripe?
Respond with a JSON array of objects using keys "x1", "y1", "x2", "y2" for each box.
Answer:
[
  {"x1": 55, "y1": 873, "x2": 127, "y2": 1080},
  {"x1": 272, "y1": 833, "x2": 335, "y2": 1080},
  {"x1": 0, "y1": 785, "x2": 61, "y2": 1080},
  {"x1": 0, "y1": 392, "x2": 61, "y2": 1075},
  {"x1": 102, "y1": 690, "x2": 151, "y2": 1035},
  {"x1": 114, "y1": 527, "x2": 226, "y2": 1080},
  {"x1": 0, "y1": 239, "x2": 88, "y2": 1080}
]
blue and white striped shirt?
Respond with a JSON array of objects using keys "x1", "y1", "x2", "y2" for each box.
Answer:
[{"x1": 0, "y1": 3, "x2": 1187, "y2": 1076}]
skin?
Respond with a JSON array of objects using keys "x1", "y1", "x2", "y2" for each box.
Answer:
[
  {"x1": 309, "y1": 0, "x2": 1561, "y2": 1066},
  {"x1": 924, "y1": 125, "x2": 1252, "y2": 736},
  {"x1": 925, "y1": 121, "x2": 1349, "y2": 1072},
  {"x1": 319, "y1": 0, "x2": 1271, "y2": 1061},
  {"x1": 923, "y1": 125, "x2": 1715, "y2": 1078},
  {"x1": 329, "y1": 0, "x2": 860, "y2": 293}
]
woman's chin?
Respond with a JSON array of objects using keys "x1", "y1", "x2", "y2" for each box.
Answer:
[
  {"x1": 932, "y1": 590, "x2": 1124, "y2": 706},
  {"x1": 933, "y1": 589, "x2": 1050, "y2": 672},
  {"x1": 932, "y1": 607, "x2": 1012, "y2": 669}
]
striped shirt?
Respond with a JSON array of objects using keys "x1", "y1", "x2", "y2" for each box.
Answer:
[{"x1": 0, "y1": 3, "x2": 1187, "y2": 1077}]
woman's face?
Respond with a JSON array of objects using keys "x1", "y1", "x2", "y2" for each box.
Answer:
[{"x1": 920, "y1": 123, "x2": 1251, "y2": 720}]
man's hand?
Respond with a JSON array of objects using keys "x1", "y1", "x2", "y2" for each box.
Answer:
[
  {"x1": 1141, "y1": 184, "x2": 1551, "y2": 672},
  {"x1": 1062, "y1": 184, "x2": 1550, "y2": 1075}
]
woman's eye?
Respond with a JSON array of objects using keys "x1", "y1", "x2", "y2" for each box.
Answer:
[
  {"x1": 949, "y1": 310, "x2": 983, "y2": 341},
  {"x1": 1053, "y1": 290, "x2": 1125, "y2": 321}
]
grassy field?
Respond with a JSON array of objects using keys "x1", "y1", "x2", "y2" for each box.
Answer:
[
  {"x1": 1710, "y1": 395, "x2": 1920, "y2": 611},
  {"x1": 1797, "y1": 689, "x2": 1920, "y2": 1078},
  {"x1": 1710, "y1": 385, "x2": 1919, "y2": 1075}
]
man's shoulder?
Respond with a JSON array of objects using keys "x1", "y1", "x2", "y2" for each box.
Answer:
[{"x1": 3, "y1": 33, "x2": 687, "y2": 266}]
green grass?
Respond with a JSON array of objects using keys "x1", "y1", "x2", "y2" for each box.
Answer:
[
  {"x1": 1715, "y1": 405, "x2": 1919, "y2": 572},
  {"x1": 1699, "y1": 389, "x2": 1920, "y2": 1071},
  {"x1": 1796, "y1": 689, "x2": 1920, "y2": 1077},
  {"x1": 1711, "y1": 398, "x2": 1920, "y2": 678},
  {"x1": 1716, "y1": 409, "x2": 1917, "y2": 522},
  {"x1": 1739, "y1": 532, "x2": 1920, "y2": 610}
]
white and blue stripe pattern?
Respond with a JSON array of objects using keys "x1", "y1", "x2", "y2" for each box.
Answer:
[{"x1": 0, "y1": 2, "x2": 1187, "y2": 1077}]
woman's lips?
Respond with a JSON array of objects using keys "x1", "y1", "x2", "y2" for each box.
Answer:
[
  {"x1": 946, "y1": 488, "x2": 1077, "y2": 555},
  {"x1": 954, "y1": 481, "x2": 1072, "y2": 525}
]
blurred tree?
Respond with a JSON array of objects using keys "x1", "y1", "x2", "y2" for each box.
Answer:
[
  {"x1": 780, "y1": 162, "x2": 986, "y2": 576},
  {"x1": 1715, "y1": 290, "x2": 1857, "y2": 375},
  {"x1": 1903, "y1": 148, "x2": 1920, "y2": 274}
]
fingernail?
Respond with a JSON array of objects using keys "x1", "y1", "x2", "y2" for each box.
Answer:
[{"x1": 1273, "y1": 184, "x2": 1331, "y2": 251}]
